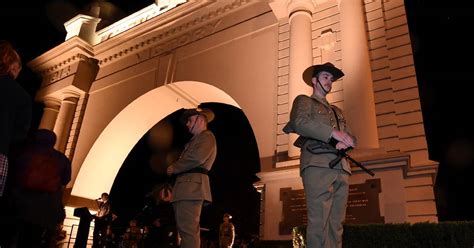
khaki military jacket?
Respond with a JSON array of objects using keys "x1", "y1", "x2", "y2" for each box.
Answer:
[
  {"x1": 283, "y1": 94, "x2": 353, "y2": 174},
  {"x1": 171, "y1": 130, "x2": 217, "y2": 205}
]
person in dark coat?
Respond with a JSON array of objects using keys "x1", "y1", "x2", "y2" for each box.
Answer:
[
  {"x1": 93, "y1": 192, "x2": 115, "y2": 248},
  {"x1": 143, "y1": 183, "x2": 178, "y2": 248},
  {"x1": 0, "y1": 40, "x2": 31, "y2": 198},
  {"x1": 0, "y1": 40, "x2": 32, "y2": 248},
  {"x1": 10, "y1": 129, "x2": 71, "y2": 248}
]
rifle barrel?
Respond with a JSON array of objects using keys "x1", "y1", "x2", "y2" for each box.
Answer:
[{"x1": 343, "y1": 153, "x2": 375, "y2": 176}]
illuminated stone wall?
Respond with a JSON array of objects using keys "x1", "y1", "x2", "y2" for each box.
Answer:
[{"x1": 27, "y1": 0, "x2": 438, "y2": 243}]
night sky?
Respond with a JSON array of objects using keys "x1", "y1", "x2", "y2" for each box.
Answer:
[
  {"x1": 404, "y1": 0, "x2": 474, "y2": 221},
  {"x1": 1, "y1": 0, "x2": 473, "y2": 238}
]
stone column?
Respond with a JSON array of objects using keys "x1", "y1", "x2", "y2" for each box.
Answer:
[
  {"x1": 39, "y1": 97, "x2": 61, "y2": 130},
  {"x1": 340, "y1": 0, "x2": 379, "y2": 149},
  {"x1": 287, "y1": 9, "x2": 314, "y2": 157},
  {"x1": 54, "y1": 92, "x2": 80, "y2": 152},
  {"x1": 270, "y1": 0, "x2": 316, "y2": 158}
]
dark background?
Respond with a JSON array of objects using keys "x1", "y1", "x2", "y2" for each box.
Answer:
[
  {"x1": 1, "y1": 0, "x2": 473, "y2": 238},
  {"x1": 404, "y1": 0, "x2": 474, "y2": 221}
]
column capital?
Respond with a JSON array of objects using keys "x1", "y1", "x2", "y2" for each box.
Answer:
[
  {"x1": 269, "y1": 0, "x2": 317, "y2": 20},
  {"x1": 43, "y1": 96, "x2": 62, "y2": 108},
  {"x1": 61, "y1": 90, "x2": 81, "y2": 102}
]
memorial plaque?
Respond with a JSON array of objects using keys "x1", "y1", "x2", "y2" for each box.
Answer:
[
  {"x1": 279, "y1": 188, "x2": 307, "y2": 235},
  {"x1": 345, "y1": 178, "x2": 384, "y2": 224},
  {"x1": 279, "y1": 178, "x2": 384, "y2": 235}
]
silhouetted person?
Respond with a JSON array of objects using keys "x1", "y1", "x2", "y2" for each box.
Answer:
[
  {"x1": 143, "y1": 183, "x2": 177, "y2": 248},
  {"x1": 10, "y1": 129, "x2": 71, "y2": 248},
  {"x1": 93, "y1": 192, "x2": 115, "y2": 248},
  {"x1": 0, "y1": 40, "x2": 31, "y2": 199},
  {"x1": 123, "y1": 219, "x2": 142, "y2": 248},
  {"x1": 0, "y1": 39, "x2": 32, "y2": 248}
]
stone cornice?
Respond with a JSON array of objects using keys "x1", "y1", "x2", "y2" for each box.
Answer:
[
  {"x1": 93, "y1": 0, "x2": 189, "y2": 45},
  {"x1": 27, "y1": 37, "x2": 94, "y2": 76},
  {"x1": 93, "y1": 0, "x2": 218, "y2": 55},
  {"x1": 95, "y1": 0, "x2": 253, "y2": 66},
  {"x1": 27, "y1": 0, "x2": 255, "y2": 74}
]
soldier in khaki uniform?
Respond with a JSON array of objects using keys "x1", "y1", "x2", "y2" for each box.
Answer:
[
  {"x1": 283, "y1": 62, "x2": 356, "y2": 248},
  {"x1": 218, "y1": 213, "x2": 235, "y2": 248},
  {"x1": 166, "y1": 108, "x2": 216, "y2": 248}
]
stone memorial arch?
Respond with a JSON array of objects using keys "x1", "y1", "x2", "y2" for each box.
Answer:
[
  {"x1": 28, "y1": 0, "x2": 438, "y2": 243},
  {"x1": 72, "y1": 81, "x2": 240, "y2": 199}
]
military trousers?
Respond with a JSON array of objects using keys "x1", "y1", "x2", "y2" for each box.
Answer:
[
  {"x1": 302, "y1": 166, "x2": 349, "y2": 248},
  {"x1": 173, "y1": 200, "x2": 203, "y2": 248}
]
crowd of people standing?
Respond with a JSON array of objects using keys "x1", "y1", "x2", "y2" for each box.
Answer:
[{"x1": 0, "y1": 40, "x2": 71, "y2": 247}]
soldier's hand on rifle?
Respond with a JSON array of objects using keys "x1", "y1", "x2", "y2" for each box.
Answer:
[
  {"x1": 335, "y1": 141, "x2": 351, "y2": 150},
  {"x1": 331, "y1": 130, "x2": 355, "y2": 148}
]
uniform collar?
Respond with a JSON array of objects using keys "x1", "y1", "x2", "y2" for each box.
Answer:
[{"x1": 310, "y1": 94, "x2": 330, "y2": 107}]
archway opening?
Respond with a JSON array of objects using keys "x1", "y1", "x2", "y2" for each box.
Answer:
[{"x1": 109, "y1": 103, "x2": 261, "y2": 241}]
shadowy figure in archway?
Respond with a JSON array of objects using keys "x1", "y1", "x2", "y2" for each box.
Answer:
[
  {"x1": 219, "y1": 213, "x2": 235, "y2": 248},
  {"x1": 141, "y1": 183, "x2": 178, "y2": 248}
]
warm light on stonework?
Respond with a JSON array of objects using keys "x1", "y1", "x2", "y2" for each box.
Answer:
[
  {"x1": 63, "y1": 0, "x2": 187, "y2": 45},
  {"x1": 71, "y1": 81, "x2": 240, "y2": 199},
  {"x1": 96, "y1": 0, "x2": 187, "y2": 43}
]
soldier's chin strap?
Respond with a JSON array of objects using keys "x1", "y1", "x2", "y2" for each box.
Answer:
[
  {"x1": 189, "y1": 114, "x2": 199, "y2": 133},
  {"x1": 317, "y1": 80, "x2": 330, "y2": 95}
]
